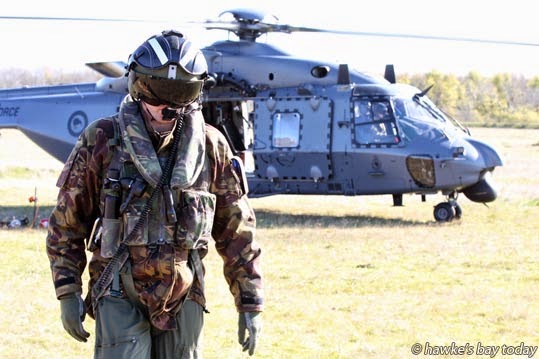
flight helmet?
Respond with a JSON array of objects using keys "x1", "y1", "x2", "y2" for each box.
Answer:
[{"x1": 127, "y1": 30, "x2": 208, "y2": 108}]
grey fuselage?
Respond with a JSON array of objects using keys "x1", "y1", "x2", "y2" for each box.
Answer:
[{"x1": 0, "y1": 39, "x2": 502, "y2": 203}]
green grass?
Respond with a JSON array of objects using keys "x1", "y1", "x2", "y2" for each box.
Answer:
[{"x1": 0, "y1": 128, "x2": 538, "y2": 358}]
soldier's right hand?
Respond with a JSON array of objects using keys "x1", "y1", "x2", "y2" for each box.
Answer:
[{"x1": 59, "y1": 293, "x2": 90, "y2": 342}]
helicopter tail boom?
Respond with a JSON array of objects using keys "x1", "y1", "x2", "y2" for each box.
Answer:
[{"x1": 86, "y1": 61, "x2": 127, "y2": 78}]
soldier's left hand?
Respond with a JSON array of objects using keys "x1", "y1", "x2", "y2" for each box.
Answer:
[
  {"x1": 60, "y1": 292, "x2": 90, "y2": 342},
  {"x1": 238, "y1": 311, "x2": 262, "y2": 356}
]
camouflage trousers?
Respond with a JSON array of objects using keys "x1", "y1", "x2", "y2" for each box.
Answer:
[{"x1": 94, "y1": 296, "x2": 204, "y2": 359}]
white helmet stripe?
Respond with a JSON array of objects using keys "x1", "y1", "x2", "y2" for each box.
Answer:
[
  {"x1": 180, "y1": 44, "x2": 198, "y2": 69},
  {"x1": 148, "y1": 38, "x2": 168, "y2": 65}
]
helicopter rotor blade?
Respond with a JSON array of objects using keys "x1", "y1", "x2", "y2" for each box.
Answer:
[
  {"x1": 0, "y1": 15, "x2": 158, "y2": 23},
  {"x1": 201, "y1": 17, "x2": 539, "y2": 47},
  {"x1": 264, "y1": 24, "x2": 539, "y2": 47},
  {"x1": 199, "y1": 21, "x2": 242, "y2": 32},
  {"x1": 3, "y1": 12, "x2": 538, "y2": 48},
  {"x1": 321, "y1": 29, "x2": 539, "y2": 47}
]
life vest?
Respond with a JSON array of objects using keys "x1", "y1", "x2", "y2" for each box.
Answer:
[{"x1": 99, "y1": 98, "x2": 216, "y2": 257}]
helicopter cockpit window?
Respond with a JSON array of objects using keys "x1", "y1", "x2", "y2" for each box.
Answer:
[
  {"x1": 272, "y1": 112, "x2": 301, "y2": 148},
  {"x1": 393, "y1": 98, "x2": 449, "y2": 142},
  {"x1": 352, "y1": 99, "x2": 399, "y2": 146}
]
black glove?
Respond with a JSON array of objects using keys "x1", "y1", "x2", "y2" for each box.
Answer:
[
  {"x1": 238, "y1": 311, "x2": 262, "y2": 356},
  {"x1": 59, "y1": 293, "x2": 90, "y2": 342}
]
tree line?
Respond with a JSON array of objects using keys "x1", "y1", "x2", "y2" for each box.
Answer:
[
  {"x1": 400, "y1": 71, "x2": 539, "y2": 128},
  {"x1": 1, "y1": 68, "x2": 539, "y2": 128},
  {"x1": 0, "y1": 68, "x2": 101, "y2": 89}
]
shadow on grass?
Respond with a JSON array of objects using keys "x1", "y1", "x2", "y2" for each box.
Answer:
[
  {"x1": 254, "y1": 209, "x2": 428, "y2": 228},
  {"x1": 0, "y1": 205, "x2": 430, "y2": 229}
]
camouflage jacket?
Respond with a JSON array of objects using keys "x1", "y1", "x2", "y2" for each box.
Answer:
[{"x1": 46, "y1": 97, "x2": 263, "y2": 330}]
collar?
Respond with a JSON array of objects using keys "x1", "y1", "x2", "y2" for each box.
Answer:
[{"x1": 118, "y1": 96, "x2": 206, "y2": 189}]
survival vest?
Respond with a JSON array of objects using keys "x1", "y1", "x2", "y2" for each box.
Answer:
[{"x1": 93, "y1": 99, "x2": 216, "y2": 257}]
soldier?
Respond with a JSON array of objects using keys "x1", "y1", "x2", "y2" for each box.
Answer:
[{"x1": 46, "y1": 30, "x2": 263, "y2": 358}]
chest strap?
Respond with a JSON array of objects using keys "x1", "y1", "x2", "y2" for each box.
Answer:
[{"x1": 190, "y1": 249, "x2": 208, "y2": 312}]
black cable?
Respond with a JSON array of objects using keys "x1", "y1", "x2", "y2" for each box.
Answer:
[{"x1": 93, "y1": 115, "x2": 185, "y2": 297}]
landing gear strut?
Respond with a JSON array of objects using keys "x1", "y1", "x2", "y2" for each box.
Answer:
[{"x1": 433, "y1": 193, "x2": 462, "y2": 222}]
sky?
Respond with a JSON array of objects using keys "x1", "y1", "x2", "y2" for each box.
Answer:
[{"x1": 1, "y1": 0, "x2": 538, "y2": 78}]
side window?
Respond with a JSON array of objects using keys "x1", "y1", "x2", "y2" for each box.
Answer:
[
  {"x1": 272, "y1": 112, "x2": 300, "y2": 148},
  {"x1": 353, "y1": 99, "x2": 400, "y2": 145},
  {"x1": 353, "y1": 100, "x2": 371, "y2": 123}
]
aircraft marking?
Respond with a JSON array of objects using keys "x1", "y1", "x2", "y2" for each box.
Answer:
[
  {"x1": 67, "y1": 111, "x2": 88, "y2": 137},
  {"x1": 0, "y1": 104, "x2": 20, "y2": 117}
]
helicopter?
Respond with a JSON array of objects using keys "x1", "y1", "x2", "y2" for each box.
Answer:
[{"x1": 0, "y1": 9, "x2": 513, "y2": 222}]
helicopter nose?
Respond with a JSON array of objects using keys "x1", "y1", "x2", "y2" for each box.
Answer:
[
  {"x1": 466, "y1": 138, "x2": 504, "y2": 169},
  {"x1": 459, "y1": 138, "x2": 503, "y2": 203},
  {"x1": 462, "y1": 171, "x2": 498, "y2": 202}
]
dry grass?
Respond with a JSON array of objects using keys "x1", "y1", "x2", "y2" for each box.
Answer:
[{"x1": 0, "y1": 128, "x2": 538, "y2": 358}]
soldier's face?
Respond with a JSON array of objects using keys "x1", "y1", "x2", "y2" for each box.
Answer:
[{"x1": 143, "y1": 102, "x2": 168, "y2": 121}]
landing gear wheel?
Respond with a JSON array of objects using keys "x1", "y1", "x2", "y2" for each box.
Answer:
[
  {"x1": 433, "y1": 202, "x2": 455, "y2": 222},
  {"x1": 452, "y1": 202, "x2": 462, "y2": 220}
]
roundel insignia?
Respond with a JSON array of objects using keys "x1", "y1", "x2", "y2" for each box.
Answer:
[{"x1": 67, "y1": 111, "x2": 88, "y2": 137}]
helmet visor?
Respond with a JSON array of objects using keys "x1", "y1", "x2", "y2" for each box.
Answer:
[{"x1": 131, "y1": 72, "x2": 203, "y2": 107}]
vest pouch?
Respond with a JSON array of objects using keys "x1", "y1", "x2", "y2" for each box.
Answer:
[
  {"x1": 176, "y1": 190, "x2": 216, "y2": 250},
  {"x1": 124, "y1": 211, "x2": 148, "y2": 246},
  {"x1": 100, "y1": 218, "x2": 122, "y2": 258}
]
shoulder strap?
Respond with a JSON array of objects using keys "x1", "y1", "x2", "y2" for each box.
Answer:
[
  {"x1": 99, "y1": 117, "x2": 123, "y2": 216},
  {"x1": 108, "y1": 116, "x2": 121, "y2": 148}
]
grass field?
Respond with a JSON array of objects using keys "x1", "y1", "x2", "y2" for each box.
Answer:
[{"x1": 0, "y1": 128, "x2": 538, "y2": 358}]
